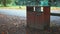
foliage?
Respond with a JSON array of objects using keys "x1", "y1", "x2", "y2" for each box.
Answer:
[
  {"x1": 0, "y1": 0, "x2": 16, "y2": 6},
  {"x1": 6, "y1": 0, "x2": 12, "y2": 4}
]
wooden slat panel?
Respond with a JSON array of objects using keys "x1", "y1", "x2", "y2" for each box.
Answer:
[
  {"x1": 34, "y1": 12, "x2": 44, "y2": 29},
  {"x1": 27, "y1": 12, "x2": 36, "y2": 27},
  {"x1": 43, "y1": 6, "x2": 50, "y2": 29},
  {"x1": 26, "y1": 6, "x2": 50, "y2": 34},
  {"x1": 26, "y1": 6, "x2": 33, "y2": 12}
]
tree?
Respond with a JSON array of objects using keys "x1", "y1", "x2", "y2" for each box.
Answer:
[
  {"x1": 6, "y1": 0, "x2": 12, "y2": 4},
  {"x1": 0, "y1": 0, "x2": 12, "y2": 7},
  {"x1": 2, "y1": 0, "x2": 7, "y2": 6}
]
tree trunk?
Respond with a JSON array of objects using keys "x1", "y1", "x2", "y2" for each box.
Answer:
[{"x1": 2, "y1": 0, "x2": 7, "y2": 7}]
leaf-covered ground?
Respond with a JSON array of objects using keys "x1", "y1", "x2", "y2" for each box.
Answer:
[{"x1": 0, "y1": 14, "x2": 26, "y2": 34}]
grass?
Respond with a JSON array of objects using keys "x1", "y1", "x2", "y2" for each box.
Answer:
[
  {"x1": 0, "y1": 6, "x2": 26, "y2": 10},
  {"x1": 0, "y1": 5, "x2": 60, "y2": 10},
  {"x1": 51, "y1": 7, "x2": 60, "y2": 10}
]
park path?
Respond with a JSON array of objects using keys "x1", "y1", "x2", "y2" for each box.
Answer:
[{"x1": 0, "y1": 8, "x2": 60, "y2": 34}]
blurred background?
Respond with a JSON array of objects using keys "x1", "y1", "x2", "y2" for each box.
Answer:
[{"x1": 0, "y1": 0, "x2": 60, "y2": 34}]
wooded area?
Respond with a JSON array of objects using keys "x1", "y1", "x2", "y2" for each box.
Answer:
[
  {"x1": 0, "y1": 0, "x2": 60, "y2": 7},
  {"x1": 0, "y1": 0, "x2": 23, "y2": 7}
]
